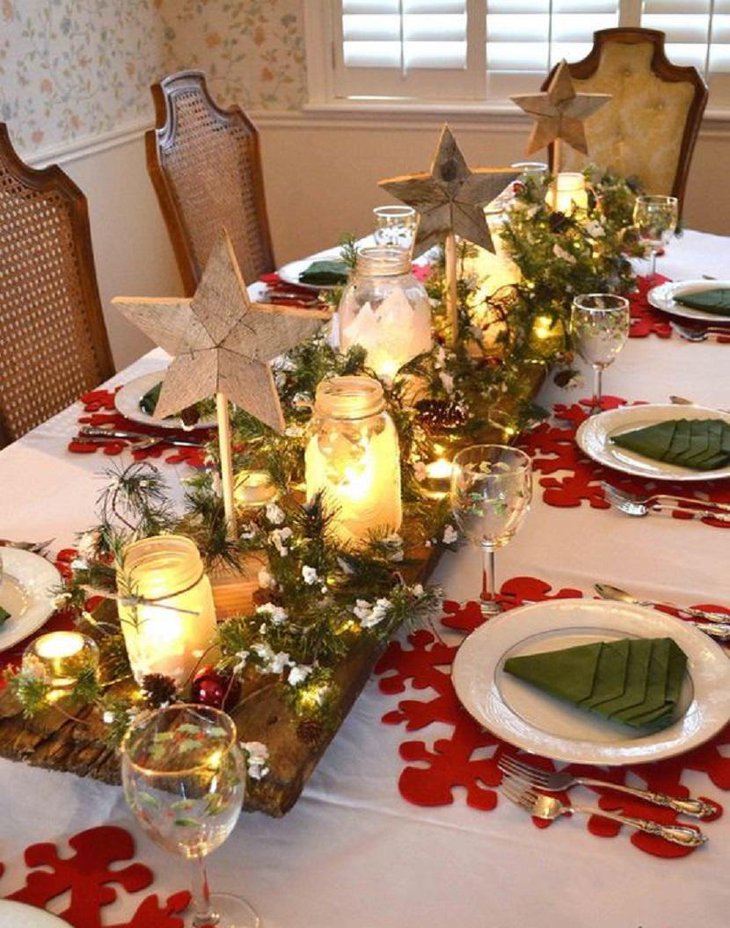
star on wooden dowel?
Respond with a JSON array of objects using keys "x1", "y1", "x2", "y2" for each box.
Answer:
[
  {"x1": 113, "y1": 230, "x2": 330, "y2": 539},
  {"x1": 379, "y1": 124, "x2": 520, "y2": 257},
  {"x1": 511, "y1": 60, "x2": 611, "y2": 158},
  {"x1": 113, "y1": 232, "x2": 330, "y2": 433}
]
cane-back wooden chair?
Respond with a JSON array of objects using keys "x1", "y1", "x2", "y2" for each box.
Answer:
[
  {"x1": 146, "y1": 70, "x2": 275, "y2": 297},
  {"x1": 543, "y1": 28, "x2": 708, "y2": 217},
  {"x1": 0, "y1": 124, "x2": 114, "y2": 447}
]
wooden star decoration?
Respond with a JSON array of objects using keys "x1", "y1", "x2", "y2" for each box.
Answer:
[
  {"x1": 113, "y1": 231, "x2": 330, "y2": 433},
  {"x1": 511, "y1": 60, "x2": 611, "y2": 156},
  {"x1": 378, "y1": 124, "x2": 520, "y2": 257}
]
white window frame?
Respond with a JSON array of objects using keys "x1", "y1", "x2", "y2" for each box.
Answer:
[{"x1": 303, "y1": 0, "x2": 729, "y2": 117}]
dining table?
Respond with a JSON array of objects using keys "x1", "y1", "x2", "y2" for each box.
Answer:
[{"x1": 0, "y1": 228, "x2": 729, "y2": 928}]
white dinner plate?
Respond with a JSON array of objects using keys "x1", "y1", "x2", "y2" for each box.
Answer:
[
  {"x1": 647, "y1": 279, "x2": 730, "y2": 324},
  {"x1": 575, "y1": 403, "x2": 730, "y2": 482},
  {"x1": 114, "y1": 371, "x2": 217, "y2": 430},
  {"x1": 0, "y1": 548, "x2": 61, "y2": 652},
  {"x1": 452, "y1": 599, "x2": 730, "y2": 766},
  {"x1": 0, "y1": 901, "x2": 69, "y2": 927},
  {"x1": 277, "y1": 250, "x2": 346, "y2": 291},
  {"x1": 0, "y1": 547, "x2": 61, "y2": 651}
]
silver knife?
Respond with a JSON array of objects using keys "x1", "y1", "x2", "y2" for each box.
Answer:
[{"x1": 78, "y1": 426, "x2": 205, "y2": 449}]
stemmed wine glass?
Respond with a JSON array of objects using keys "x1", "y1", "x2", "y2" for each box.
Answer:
[
  {"x1": 121, "y1": 704, "x2": 259, "y2": 928},
  {"x1": 570, "y1": 294, "x2": 630, "y2": 415},
  {"x1": 633, "y1": 195, "x2": 679, "y2": 278},
  {"x1": 450, "y1": 445, "x2": 532, "y2": 616}
]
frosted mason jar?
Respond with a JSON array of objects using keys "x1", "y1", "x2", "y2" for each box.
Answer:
[
  {"x1": 305, "y1": 375, "x2": 402, "y2": 547},
  {"x1": 117, "y1": 535, "x2": 217, "y2": 686},
  {"x1": 338, "y1": 246, "x2": 432, "y2": 381}
]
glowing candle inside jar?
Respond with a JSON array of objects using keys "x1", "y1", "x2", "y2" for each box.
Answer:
[
  {"x1": 547, "y1": 172, "x2": 588, "y2": 214},
  {"x1": 24, "y1": 631, "x2": 99, "y2": 689},
  {"x1": 117, "y1": 535, "x2": 217, "y2": 686},
  {"x1": 233, "y1": 470, "x2": 278, "y2": 512},
  {"x1": 422, "y1": 458, "x2": 454, "y2": 500}
]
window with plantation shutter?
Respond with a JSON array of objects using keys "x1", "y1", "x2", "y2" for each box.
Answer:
[{"x1": 305, "y1": 0, "x2": 729, "y2": 111}]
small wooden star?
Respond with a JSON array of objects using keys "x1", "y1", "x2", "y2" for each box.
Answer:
[
  {"x1": 113, "y1": 231, "x2": 330, "y2": 433},
  {"x1": 379, "y1": 125, "x2": 519, "y2": 256},
  {"x1": 511, "y1": 60, "x2": 611, "y2": 156}
]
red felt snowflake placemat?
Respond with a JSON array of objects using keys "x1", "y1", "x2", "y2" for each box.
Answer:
[
  {"x1": 374, "y1": 576, "x2": 729, "y2": 858},
  {"x1": 68, "y1": 388, "x2": 210, "y2": 468},
  {"x1": 520, "y1": 396, "x2": 730, "y2": 528},
  {"x1": 0, "y1": 825, "x2": 189, "y2": 927}
]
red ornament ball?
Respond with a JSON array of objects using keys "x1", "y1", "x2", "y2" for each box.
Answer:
[{"x1": 191, "y1": 666, "x2": 241, "y2": 712}]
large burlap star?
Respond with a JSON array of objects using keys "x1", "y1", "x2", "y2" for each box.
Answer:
[
  {"x1": 511, "y1": 60, "x2": 611, "y2": 156},
  {"x1": 379, "y1": 125, "x2": 519, "y2": 257},
  {"x1": 113, "y1": 232, "x2": 330, "y2": 433}
]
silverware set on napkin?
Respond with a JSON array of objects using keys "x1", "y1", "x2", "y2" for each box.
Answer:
[
  {"x1": 498, "y1": 755, "x2": 711, "y2": 847},
  {"x1": 670, "y1": 320, "x2": 730, "y2": 342},
  {"x1": 74, "y1": 425, "x2": 206, "y2": 451}
]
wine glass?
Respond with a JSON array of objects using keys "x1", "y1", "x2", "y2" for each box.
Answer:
[
  {"x1": 633, "y1": 195, "x2": 679, "y2": 278},
  {"x1": 373, "y1": 205, "x2": 417, "y2": 252},
  {"x1": 570, "y1": 294, "x2": 630, "y2": 415},
  {"x1": 121, "y1": 704, "x2": 258, "y2": 928},
  {"x1": 450, "y1": 445, "x2": 532, "y2": 616}
]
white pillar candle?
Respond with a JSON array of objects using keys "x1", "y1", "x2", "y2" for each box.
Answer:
[
  {"x1": 117, "y1": 535, "x2": 217, "y2": 686},
  {"x1": 547, "y1": 172, "x2": 588, "y2": 214}
]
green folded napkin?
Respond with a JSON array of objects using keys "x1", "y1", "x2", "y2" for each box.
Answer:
[
  {"x1": 298, "y1": 259, "x2": 349, "y2": 286},
  {"x1": 0, "y1": 606, "x2": 10, "y2": 626},
  {"x1": 611, "y1": 418, "x2": 730, "y2": 471},
  {"x1": 140, "y1": 382, "x2": 208, "y2": 426},
  {"x1": 504, "y1": 636, "x2": 687, "y2": 732},
  {"x1": 675, "y1": 288, "x2": 730, "y2": 317}
]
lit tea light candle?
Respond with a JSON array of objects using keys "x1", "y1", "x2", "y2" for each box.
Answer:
[
  {"x1": 117, "y1": 535, "x2": 217, "y2": 686},
  {"x1": 546, "y1": 172, "x2": 588, "y2": 214},
  {"x1": 23, "y1": 631, "x2": 99, "y2": 690},
  {"x1": 233, "y1": 470, "x2": 278, "y2": 512},
  {"x1": 421, "y1": 457, "x2": 454, "y2": 500}
]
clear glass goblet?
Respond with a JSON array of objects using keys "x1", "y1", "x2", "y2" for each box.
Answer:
[
  {"x1": 450, "y1": 444, "x2": 532, "y2": 616},
  {"x1": 121, "y1": 704, "x2": 258, "y2": 928},
  {"x1": 373, "y1": 205, "x2": 417, "y2": 252},
  {"x1": 632, "y1": 195, "x2": 679, "y2": 278},
  {"x1": 570, "y1": 294, "x2": 630, "y2": 415}
]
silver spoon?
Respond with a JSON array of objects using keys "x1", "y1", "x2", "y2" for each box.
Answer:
[
  {"x1": 669, "y1": 395, "x2": 730, "y2": 413},
  {"x1": 593, "y1": 583, "x2": 730, "y2": 638}
]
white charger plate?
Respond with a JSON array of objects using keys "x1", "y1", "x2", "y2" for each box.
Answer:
[
  {"x1": 0, "y1": 901, "x2": 68, "y2": 927},
  {"x1": 575, "y1": 403, "x2": 730, "y2": 482},
  {"x1": 114, "y1": 371, "x2": 217, "y2": 430},
  {"x1": 647, "y1": 279, "x2": 730, "y2": 324},
  {"x1": 452, "y1": 599, "x2": 730, "y2": 765},
  {"x1": 0, "y1": 548, "x2": 61, "y2": 652}
]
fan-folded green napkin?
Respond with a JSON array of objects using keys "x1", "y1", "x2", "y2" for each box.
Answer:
[
  {"x1": 503, "y1": 637, "x2": 687, "y2": 731},
  {"x1": 0, "y1": 606, "x2": 10, "y2": 626},
  {"x1": 298, "y1": 259, "x2": 349, "y2": 286},
  {"x1": 611, "y1": 418, "x2": 730, "y2": 471},
  {"x1": 675, "y1": 288, "x2": 730, "y2": 317}
]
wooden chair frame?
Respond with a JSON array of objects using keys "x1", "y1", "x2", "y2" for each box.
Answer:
[
  {"x1": 542, "y1": 28, "x2": 708, "y2": 214},
  {"x1": 146, "y1": 70, "x2": 275, "y2": 296},
  {"x1": 0, "y1": 123, "x2": 114, "y2": 444}
]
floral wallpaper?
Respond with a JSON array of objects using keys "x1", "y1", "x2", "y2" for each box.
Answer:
[{"x1": 0, "y1": 0, "x2": 306, "y2": 153}]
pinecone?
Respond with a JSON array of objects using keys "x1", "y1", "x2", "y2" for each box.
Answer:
[
  {"x1": 297, "y1": 718, "x2": 324, "y2": 745},
  {"x1": 141, "y1": 673, "x2": 178, "y2": 709},
  {"x1": 415, "y1": 399, "x2": 467, "y2": 434}
]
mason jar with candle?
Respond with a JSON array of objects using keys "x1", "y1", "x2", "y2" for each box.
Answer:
[
  {"x1": 338, "y1": 246, "x2": 432, "y2": 383},
  {"x1": 117, "y1": 535, "x2": 217, "y2": 687},
  {"x1": 305, "y1": 375, "x2": 402, "y2": 547}
]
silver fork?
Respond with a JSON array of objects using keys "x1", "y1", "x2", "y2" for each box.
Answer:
[
  {"x1": 670, "y1": 321, "x2": 730, "y2": 342},
  {"x1": 602, "y1": 483, "x2": 730, "y2": 520},
  {"x1": 498, "y1": 755, "x2": 716, "y2": 819},
  {"x1": 499, "y1": 775, "x2": 708, "y2": 847}
]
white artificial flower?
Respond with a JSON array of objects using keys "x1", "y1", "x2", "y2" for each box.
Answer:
[
  {"x1": 240, "y1": 741, "x2": 270, "y2": 780},
  {"x1": 258, "y1": 567, "x2": 274, "y2": 589},
  {"x1": 439, "y1": 371, "x2": 455, "y2": 394},
  {"x1": 584, "y1": 219, "x2": 605, "y2": 238},
  {"x1": 301, "y1": 565, "x2": 319, "y2": 585},
  {"x1": 442, "y1": 524, "x2": 458, "y2": 545},
  {"x1": 265, "y1": 502, "x2": 286, "y2": 525},
  {"x1": 412, "y1": 584, "x2": 424, "y2": 597},
  {"x1": 552, "y1": 244, "x2": 576, "y2": 265},
  {"x1": 233, "y1": 650, "x2": 250, "y2": 674},
  {"x1": 356, "y1": 597, "x2": 392, "y2": 629},
  {"x1": 270, "y1": 526, "x2": 293, "y2": 556},
  {"x1": 269, "y1": 651, "x2": 291, "y2": 674},
  {"x1": 284, "y1": 424, "x2": 304, "y2": 438},
  {"x1": 76, "y1": 530, "x2": 100, "y2": 561},
  {"x1": 413, "y1": 461, "x2": 427, "y2": 482},
  {"x1": 288, "y1": 663, "x2": 313, "y2": 686},
  {"x1": 51, "y1": 592, "x2": 71, "y2": 610},
  {"x1": 239, "y1": 521, "x2": 257, "y2": 541},
  {"x1": 255, "y1": 602, "x2": 288, "y2": 625},
  {"x1": 353, "y1": 599, "x2": 372, "y2": 621}
]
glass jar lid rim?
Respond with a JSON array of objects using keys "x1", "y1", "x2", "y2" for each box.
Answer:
[{"x1": 314, "y1": 375, "x2": 385, "y2": 419}]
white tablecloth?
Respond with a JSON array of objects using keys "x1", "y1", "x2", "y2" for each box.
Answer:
[{"x1": 0, "y1": 230, "x2": 729, "y2": 927}]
